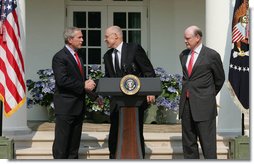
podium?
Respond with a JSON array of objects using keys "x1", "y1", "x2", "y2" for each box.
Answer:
[{"x1": 96, "y1": 76, "x2": 161, "y2": 159}]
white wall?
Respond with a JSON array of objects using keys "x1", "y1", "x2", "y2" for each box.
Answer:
[
  {"x1": 149, "y1": 0, "x2": 205, "y2": 74},
  {"x1": 26, "y1": 0, "x2": 65, "y2": 120},
  {"x1": 26, "y1": 0, "x2": 205, "y2": 120},
  {"x1": 24, "y1": 0, "x2": 245, "y2": 134}
]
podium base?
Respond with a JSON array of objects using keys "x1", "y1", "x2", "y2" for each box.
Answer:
[{"x1": 116, "y1": 107, "x2": 143, "y2": 159}]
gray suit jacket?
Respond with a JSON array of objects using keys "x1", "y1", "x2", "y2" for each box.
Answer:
[{"x1": 179, "y1": 45, "x2": 225, "y2": 121}]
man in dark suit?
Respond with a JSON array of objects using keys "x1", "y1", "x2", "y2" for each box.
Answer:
[
  {"x1": 52, "y1": 27, "x2": 97, "y2": 159},
  {"x1": 103, "y1": 26, "x2": 156, "y2": 159},
  {"x1": 179, "y1": 25, "x2": 225, "y2": 159}
]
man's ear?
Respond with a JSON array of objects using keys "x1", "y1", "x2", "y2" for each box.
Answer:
[{"x1": 68, "y1": 38, "x2": 73, "y2": 44}]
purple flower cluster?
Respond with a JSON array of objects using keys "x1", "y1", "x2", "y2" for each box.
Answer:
[
  {"x1": 86, "y1": 65, "x2": 110, "y2": 115},
  {"x1": 155, "y1": 67, "x2": 182, "y2": 112},
  {"x1": 88, "y1": 65, "x2": 104, "y2": 80},
  {"x1": 26, "y1": 69, "x2": 55, "y2": 109}
]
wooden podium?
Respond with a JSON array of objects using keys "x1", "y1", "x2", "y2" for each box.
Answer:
[{"x1": 96, "y1": 76, "x2": 161, "y2": 159}]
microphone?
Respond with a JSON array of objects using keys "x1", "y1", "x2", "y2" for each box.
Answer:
[
  {"x1": 122, "y1": 63, "x2": 129, "y2": 75},
  {"x1": 131, "y1": 63, "x2": 136, "y2": 71},
  {"x1": 131, "y1": 63, "x2": 138, "y2": 76}
]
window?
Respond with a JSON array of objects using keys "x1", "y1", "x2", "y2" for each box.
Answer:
[
  {"x1": 73, "y1": 10, "x2": 104, "y2": 75},
  {"x1": 67, "y1": 1, "x2": 147, "y2": 77},
  {"x1": 114, "y1": 12, "x2": 141, "y2": 44}
]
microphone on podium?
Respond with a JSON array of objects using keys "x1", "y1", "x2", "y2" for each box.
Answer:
[{"x1": 122, "y1": 63, "x2": 129, "y2": 76}]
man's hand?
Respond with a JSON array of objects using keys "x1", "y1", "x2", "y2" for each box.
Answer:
[
  {"x1": 84, "y1": 79, "x2": 96, "y2": 91},
  {"x1": 147, "y1": 95, "x2": 155, "y2": 104}
]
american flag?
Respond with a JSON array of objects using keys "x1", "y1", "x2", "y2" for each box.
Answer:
[
  {"x1": 0, "y1": 0, "x2": 26, "y2": 117},
  {"x1": 228, "y1": 0, "x2": 249, "y2": 113}
]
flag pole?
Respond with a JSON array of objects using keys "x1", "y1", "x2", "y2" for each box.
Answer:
[
  {"x1": 0, "y1": 101, "x2": 2, "y2": 136},
  {"x1": 242, "y1": 113, "x2": 245, "y2": 136}
]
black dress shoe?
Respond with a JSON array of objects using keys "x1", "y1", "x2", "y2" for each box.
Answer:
[{"x1": 109, "y1": 154, "x2": 115, "y2": 159}]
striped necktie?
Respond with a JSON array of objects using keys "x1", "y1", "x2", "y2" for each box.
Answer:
[
  {"x1": 75, "y1": 52, "x2": 83, "y2": 74},
  {"x1": 114, "y1": 49, "x2": 121, "y2": 77}
]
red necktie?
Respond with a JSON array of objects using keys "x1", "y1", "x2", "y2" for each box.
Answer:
[
  {"x1": 74, "y1": 52, "x2": 83, "y2": 74},
  {"x1": 186, "y1": 50, "x2": 195, "y2": 98},
  {"x1": 187, "y1": 50, "x2": 195, "y2": 76}
]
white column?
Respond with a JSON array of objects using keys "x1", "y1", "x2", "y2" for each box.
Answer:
[
  {"x1": 3, "y1": 0, "x2": 31, "y2": 135},
  {"x1": 206, "y1": 0, "x2": 241, "y2": 134}
]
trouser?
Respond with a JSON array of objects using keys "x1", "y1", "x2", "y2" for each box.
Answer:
[
  {"x1": 52, "y1": 114, "x2": 84, "y2": 159},
  {"x1": 181, "y1": 98, "x2": 217, "y2": 159}
]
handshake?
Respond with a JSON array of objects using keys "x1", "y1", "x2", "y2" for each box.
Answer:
[{"x1": 84, "y1": 79, "x2": 104, "y2": 107}]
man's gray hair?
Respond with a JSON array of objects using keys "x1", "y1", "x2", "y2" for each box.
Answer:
[
  {"x1": 63, "y1": 27, "x2": 81, "y2": 44},
  {"x1": 193, "y1": 26, "x2": 203, "y2": 37},
  {"x1": 110, "y1": 25, "x2": 123, "y2": 38}
]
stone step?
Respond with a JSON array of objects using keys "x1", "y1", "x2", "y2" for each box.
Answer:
[
  {"x1": 11, "y1": 131, "x2": 231, "y2": 159},
  {"x1": 13, "y1": 131, "x2": 230, "y2": 148},
  {"x1": 15, "y1": 145, "x2": 229, "y2": 159},
  {"x1": 12, "y1": 131, "x2": 232, "y2": 141}
]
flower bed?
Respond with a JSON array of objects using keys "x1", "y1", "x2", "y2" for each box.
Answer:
[
  {"x1": 26, "y1": 66, "x2": 182, "y2": 124},
  {"x1": 155, "y1": 67, "x2": 182, "y2": 110}
]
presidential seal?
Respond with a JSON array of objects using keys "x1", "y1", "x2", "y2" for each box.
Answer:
[{"x1": 120, "y1": 74, "x2": 141, "y2": 95}]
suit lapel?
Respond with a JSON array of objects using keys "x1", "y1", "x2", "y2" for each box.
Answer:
[
  {"x1": 105, "y1": 43, "x2": 127, "y2": 77},
  {"x1": 182, "y1": 50, "x2": 190, "y2": 76},
  {"x1": 121, "y1": 43, "x2": 127, "y2": 66},
  {"x1": 64, "y1": 47, "x2": 76, "y2": 65},
  {"x1": 79, "y1": 55, "x2": 85, "y2": 80},
  {"x1": 106, "y1": 49, "x2": 116, "y2": 76},
  {"x1": 191, "y1": 46, "x2": 205, "y2": 75},
  {"x1": 64, "y1": 47, "x2": 84, "y2": 79}
]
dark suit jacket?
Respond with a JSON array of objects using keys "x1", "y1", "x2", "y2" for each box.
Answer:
[
  {"x1": 52, "y1": 46, "x2": 89, "y2": 116},
  {"x1": 104, "y1": 43, "x2": 155, "y2": 78},
  {"x1": 103, "y1": 42, "x2": 155, "y2": 110},
  {"x1": 179, "y1": 45, "x2": 225, "y2": 121}
]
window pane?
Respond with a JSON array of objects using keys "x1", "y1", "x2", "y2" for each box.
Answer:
[
  {"x1": 77, "y1": 48, "x2": 86, "y2": 64},
  {"x1": 88, "y1": 30, "x2": 101, "y2": 46},
  {"x1": 114, "y1": 13, "x2": 126, "y2": 28},
  {"x1": 81, "y1": 30, "x2": 86, "y2": 46},
  {"x1": 122, "y1": 30, "x2": 126, "y2": 42},
  {"x1": 88, "y1": 48, "x2": 101, "y2": 64},
  {"x1": 128, "y1": 12, "x2": 141, "y2": 28},
  {"x1": 73, "y1": 12, "x2": 86, "y2": 28},
  {"x1": 83, "y1": 67, "x2": 86, "y2": 77},
  {"x1": 88, "y1": 12, "x2": 101, "y2": 28},
  {"x1": 128, "y1": 31, "x2": 141, "y2": 44}
]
